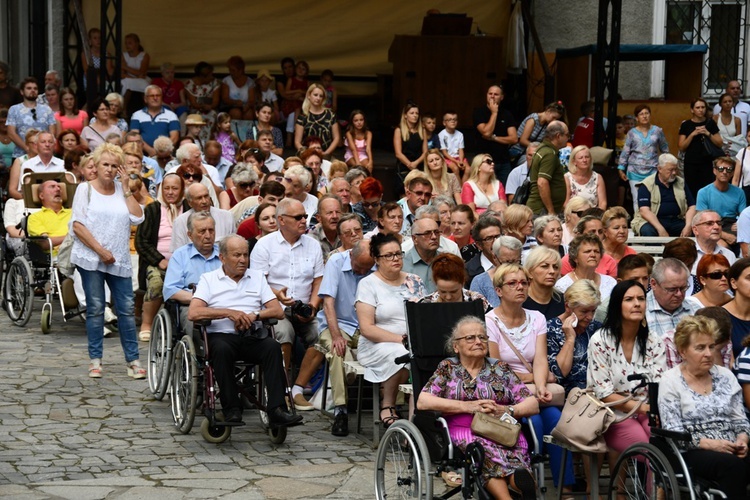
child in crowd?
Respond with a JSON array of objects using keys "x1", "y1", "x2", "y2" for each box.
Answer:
[
  {"x1": 250, "y1": 69, "x2": 279, "y2": 123},
  {"x1": 211, "y1": 112, "x2": 240, "y2": 163},
  {"x1": 120, "y1": 33, "x2": 151, "y2": 111},
  {"x1": 422, "y1": 113, "x2": 439, "y2": 150},
  {"x1": 185, "y1": 114, "x2": 207, "y2": 151},
  {"x1": 344, "y1": 110, "x2": 373, "y2": 171},
  {"x1": 106, "y1": 132, "x2": 122, "y2": 146},
  {"x1": 320, "y1": 69, "x2": 338, "y2": 113},
  {"x1": 438, "y1": 110, "x2": 470, "y2": 182}
]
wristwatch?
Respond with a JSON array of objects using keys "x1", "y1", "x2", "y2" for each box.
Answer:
[
  {"x1": 252, "y1": 311, "x2": 260, "y2": 321},
  {"x1": 508, "y1": 405, "x2": 515, "y2": 417}
]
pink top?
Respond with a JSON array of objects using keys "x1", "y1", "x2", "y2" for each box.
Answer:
[
  {"x1": 460, "y1": 180, "x2": 507, "y2": 214},
  {"x1": 55, "y1": 111, "x2": 88, "y2": 135},
  {"x1": 156, "y1": 205, "x2": 175, "y2": 259},
  {"x1": 485, "y1": 309, "x2": 546, "y2": 374},
  {"x1": 560, "y1": 252, "x2": 618, "y2": 278}
]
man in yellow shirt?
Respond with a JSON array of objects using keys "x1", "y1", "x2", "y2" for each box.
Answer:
[{"x1": 27, "y1": 180, "x2": 71, "y2": 254}]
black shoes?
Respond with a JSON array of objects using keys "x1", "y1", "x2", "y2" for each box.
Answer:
[
  {"x1": 331, "y1": 412, "x2": 349, "y2": 437},
  {"x1": 268, "y1": 407, "x2": 303, "y2": 427},
  {"x1": 224, "y1": 407, "x2": 244, "y2": 425}
]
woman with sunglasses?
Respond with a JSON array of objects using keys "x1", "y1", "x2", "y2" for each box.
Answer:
[
  {"x1": 687, "y1": 254, "x2": 733, "y2": 310},
  {"x1": 352, "y1": 176, "x2": 383, "y2": 233},
  {"x1": 562, "y1": 196, "x2": 592, "y2": 245},
  {"x1": 356, "y1": 232, "x2": 425, "y2": 428},
  {"x1": 218, "y1": 163, "x2": 258, "y2": 210},
  {"x1": 486, "y1": 263, "x2": 572, "y2": 495},
  {"x1": 461, "y1": 153, "x2": 507, "y2": 216},
  {"x1": 175, "y1": 163, "x2": 219, "y2": 207}
]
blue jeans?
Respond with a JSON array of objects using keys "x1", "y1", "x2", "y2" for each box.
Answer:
[
  {"x1": 78, "y1": 267, "x2": 139, "y2": 362},
  {"x1": 528, "y1": 406, "x2": 575, "y2": 487}
]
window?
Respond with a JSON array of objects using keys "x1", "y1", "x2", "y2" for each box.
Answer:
[{"x1": 665, "y1": 0, "x2": 747, "y2": 96}]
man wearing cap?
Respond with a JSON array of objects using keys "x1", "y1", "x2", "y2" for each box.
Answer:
[{"x1": 130, "y1": 84, "x2": 180, "y2": 156}]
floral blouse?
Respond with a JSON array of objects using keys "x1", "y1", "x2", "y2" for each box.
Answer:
[
  {"x1": 658, "y1": 365, "x2": 750, "y2": 449},
  {"x1": 565, "y1": 171, "x2": 601, "y2": 208},
  {"x1": 587, "y1": 328, "x2": 667, "y2": 403},
  {"x1": 547, "y1": 317, "x2": 602, "y2": 394}
]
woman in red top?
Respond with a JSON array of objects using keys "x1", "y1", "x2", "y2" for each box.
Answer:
[{"x1": 55, "y1": 88, "x2": 88, "y2": 135}]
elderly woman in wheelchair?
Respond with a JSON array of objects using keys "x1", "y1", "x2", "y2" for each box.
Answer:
[
  {"x1": 417, "y1": 316, "x2": 539, "y2": 500},
  {"x1": 658, "y1": 315, "x2": 750, "y2": 498}
]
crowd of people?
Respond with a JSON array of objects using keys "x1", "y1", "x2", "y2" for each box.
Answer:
[{"x1": 3, "y1": 44, "x2": 750, "y2": 498}]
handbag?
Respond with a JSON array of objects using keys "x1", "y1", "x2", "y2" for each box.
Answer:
[
  {"x1": 491, "y1": 316, "x2": 565, "y2": 407},
  {"x1": 512, "y1": 167, "x2": 531, "y2": 205},
  {"x1": 703, "y1": 135, "x2": 726, "y2": 159},
  {"x1": 551, "y1": 387, "x2": 643, "y2": 453},
  {"x1": 471, "y1": 411, "x2": 521, "y2": 447}
]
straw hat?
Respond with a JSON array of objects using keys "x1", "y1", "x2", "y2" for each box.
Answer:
[
  {"x1": 185, "y1": 114, "x2": 206, "y2": 126},
  {"x1": 256, "y1": 68, "x2": 274, "y2": 82}
]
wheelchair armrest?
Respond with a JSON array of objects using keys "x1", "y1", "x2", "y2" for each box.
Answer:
[
  {"x1": 413, "y1": 409, "x2": 442, "y2": 420},
  {"x1": 193, "y1": 319, "x2": 212, "y2": 327},
  {"x1": 652, "y1": 427, "x2": 692, "y2": 443},
  {"x1": 264, "y1": 318, "x2": 278, "y2": 326}
]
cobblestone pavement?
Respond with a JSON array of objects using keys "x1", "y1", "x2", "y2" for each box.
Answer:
[{"x1": 0, "y1": 311, "x2": 377, "y2": 499}]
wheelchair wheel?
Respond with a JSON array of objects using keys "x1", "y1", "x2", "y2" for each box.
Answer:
[
  {"x1": 4, "y1": 257, "x2": 34, "y2": 326},
  {"x1": 200, "y1": 416, "x2": 232, "y2": 444},
  {"x1": 257, "y1": 379, "x2": 288, "y2": 444},
  {"x1": 375, "y1": 419, "x2": 433, "y2": 500},
  {"x1": 608, "y1": 442, "x2": 680, "y2": 500},
  {"x1": 170, "y1": 335, "x2": 198, "y2": 434},
  {"x1": 40, "y1": 308, "x2": 51, "y2": 334},
  {"x1": 148, "y1": 308, "x2": 174, "y2": 401}
]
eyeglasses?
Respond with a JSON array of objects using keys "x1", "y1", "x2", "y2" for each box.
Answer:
[
  {"x1": 501, "y1": 280, "x2": 530, "y2": 289},
  {"x1": 410, "y1": 190, "x2": 432, "y2": 199},
  {"x1": 498, "y1": 259, "x2": 522, "y2": 265},
  {"x1": 694, "y1": 219, "x2": 722, "y2": 227},
  {"x1": 482, "y1": 159, "x2": 495, "y2": 165},
  {"x1": 237, "y1": 182, "x2": 255, "y2": 189},
  {"x1": 715, "y1": 166, "x2": 734, "y2": 173},
  {"x1": 362, "y1": 201, "x2": 381, "y2": 209},
  {"x1": 479, "y1": 233, "x2": 501, "y2": 243},
  {"x1": 281, "y1": 213, "x2": 308, "y2": 221},
  {"x1": 377, "y1": 251, "x2": 404, "y2": 261},
  {"x1": 146, "y1": 93, "x2": 162, "y2": 98},
  {"x1": 455, "y1": 334, "x2": 489, "y2": 343},
  {"x1": 183, "y1": 173, "x2": 202, "y2": 180},
  {"x1": 414, "y1": 229, "x2": 441, "y2": 238},
  {"x1": 341, "y1": 228, "x2": 363, "y2": 237},
  {"x1": 657, "y1": 282, "x2": 689, "y2": 295},
  {"x1": 704, "y1": 270, "x2": 729, "y2": 280}
]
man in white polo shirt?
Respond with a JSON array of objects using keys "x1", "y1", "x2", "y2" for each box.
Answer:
[
  {"x1": 189, "y1": 234, "x2": 303, "y2": 427},
  {"x1": 20, "y1": 131, "x2": 64, "y2": 178}
]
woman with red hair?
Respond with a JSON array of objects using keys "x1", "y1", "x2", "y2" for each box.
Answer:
[
  {"x1": 57, "y1": 128, "x2": 86, "y2": 156},
  {"x1": 687, "y1": 253, "x2": 733, "y2": 308},
  {"x1": 421, "y1": 253, "x2": 491, "y2": 310},
  {"x1": 352, "y1": 176, "x2": 383, "y2": 232}
]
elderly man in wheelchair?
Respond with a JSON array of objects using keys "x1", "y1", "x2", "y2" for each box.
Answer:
[
  {"x1": 187, "y1": 234, "x2": 303, "y2": 428},
  {"x1": 416, "y1": 316, "x2": 539, "y2": 500},
  {"x1": 27, "y1": 180, "x2": 70, "y2": 253}
]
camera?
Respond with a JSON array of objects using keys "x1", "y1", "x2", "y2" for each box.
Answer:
[{"x1": 290, "y1": 300, "x2": 314, "y2": 319}]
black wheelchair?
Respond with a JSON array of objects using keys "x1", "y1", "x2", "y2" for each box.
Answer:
[
  {"x1": 3, "y1": 172, "x2": 81, "y2": 332},
  {"x1": 147, "y1": 300, "x2": 190, "y2": 401},
  {"x1": 605, "y1": 373, "x2": 727, "y2": 500},
  {"x1": 169, "y1": 316, "x2": 298, "y2": 444},
  {"x1": 374, "y1": 301, "x2": 546, "y2": 500}
]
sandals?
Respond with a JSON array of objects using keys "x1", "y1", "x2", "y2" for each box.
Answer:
[
  {"x1": 441, "y1": 471, "x2": 462, "y2": 488},
  {"x1": 89, "y1": 359, "x2": 102, "y2": 378},
  {"x1": 138, "y1": 330, "x2": 151, "y2": 342},
  {"x1": 127, "y1": 360, "x2": 147, "y2": 379},
  {"x1": 380, "y1": 406, "x2": 400, "y2": 428}
]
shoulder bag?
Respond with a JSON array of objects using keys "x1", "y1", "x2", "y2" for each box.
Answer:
[
  {"x1": 703, "y1": 135, "x2": 726, "y2": 159},
  {"x1": 550, "y1": 387, "x2": 644, "y2": 453},
  {"x1": 511, "y1": 166, "x2": 532, "y2": 205},
  {"x1": 491, "y1": 315, "x2": 566, "y2": 407}
]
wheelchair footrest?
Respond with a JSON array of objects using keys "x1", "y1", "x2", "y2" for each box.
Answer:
[{"x1": 212, "y1": 420, "x2": 245, "y2": 427}]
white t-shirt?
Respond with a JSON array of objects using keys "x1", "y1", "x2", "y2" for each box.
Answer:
[
  {"x1": 438, "y1": 129, "x2": 465, "y2": 156},
  {"x1": 505, "y1": 162, "x2": 529, "y2": 198}
]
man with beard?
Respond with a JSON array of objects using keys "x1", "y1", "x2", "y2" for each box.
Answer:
[
  {"x1": 632, "y1": 153, "x2": 697, "y2": 237},
  {"x1": 6, "y1": 77, "x2": 56, "y2": 158}
]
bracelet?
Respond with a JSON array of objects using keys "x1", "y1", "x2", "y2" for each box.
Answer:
[{"x1": 123, "y1": 191, "x2": 133, "y2": 198}]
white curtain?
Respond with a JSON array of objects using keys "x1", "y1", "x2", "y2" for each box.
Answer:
[{"x1": 507, "y1": 0, "x2": 527, "y2": 75}]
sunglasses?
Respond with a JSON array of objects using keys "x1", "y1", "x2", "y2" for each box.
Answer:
[
  {"x1": 237, "y1": 182, "x2": 255, "y2": 189},
  {"x1": 715, "y1": 166, "x2": 734, "y2": 173},
  {"x1": 410, "y1": 190, "x2": 432, "y2": 199},
  {"x1": 183, "y1": 173, "x2": 202, "y2": 180},
  {"x1": 572, "y1": 210, "x2": 586, "y2": 217},
  {"x1": 704, "y1": 270, "x2": 729, "y2": 280},
  {"x1": 482, "y1": 159, "x2": 495, "y2": 165},
  {"x1": 281, "y1": 213, "x2": 308, "y2": 221}
]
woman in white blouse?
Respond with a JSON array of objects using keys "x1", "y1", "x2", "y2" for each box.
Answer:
[
  {"x1": 587, "y1": 280, "x2": 667, "y2": 467},
  {"x1": 460, "y1": 153, "x2": 507, "y2": 216},
  {"x1": 71, "y1": 143, "x2": 145, "y2": 379},
  {"x1": 555, "y1": 234, "x2": 616, "y2": 297},
  {"x1": 658, "y1": 315, "x2": 750, "y2": 498}
]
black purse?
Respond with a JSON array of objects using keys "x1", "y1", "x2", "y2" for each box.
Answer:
[
  {"x1": 512, "y1": 168, "x2": 531, "y2": 205},
  {"x1": 703, "y1": 136, "x2": 725, "y2": 159}
]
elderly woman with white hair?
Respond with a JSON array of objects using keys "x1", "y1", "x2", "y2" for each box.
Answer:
[
  {"x1": 631, "y1": 153, "x2": 697, "y2": 237},
  {"x1": 531, "y1": 215, "x2": 566, "y2": 260},
  {"x1": 470, "y1": 236, "x2": 523, "y2": 308},
  {"x1": 218, "y1": 163, "x2": 259, "y2": 210},
  {"x1": 564, "y1": 145, "x2": 606, "y2": 210}
]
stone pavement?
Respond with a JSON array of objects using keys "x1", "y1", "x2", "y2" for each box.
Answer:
[{"x1": 0, "y1": 311, "x2": 377, "y2": 499}]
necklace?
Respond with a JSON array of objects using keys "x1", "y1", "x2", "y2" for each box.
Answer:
[{"x1": 683, "y1": 368, "x2": 712, "y2": 394}]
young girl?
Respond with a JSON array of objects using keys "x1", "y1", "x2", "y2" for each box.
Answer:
[
  {"x1": 211, "y1": 112, "x2": 240, "y2": 164},
  {"x1": 120, "y1": 33, "x2": 150, "y2": 109},
  {"x1": 320, "y1": 69, "x2": 338, "y2": 113},
  {"x1": 345, "y1": 110, "x2": 373, "y2": 171}
]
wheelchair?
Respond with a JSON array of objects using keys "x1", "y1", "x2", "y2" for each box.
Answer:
[
  {"x1": 374, "y1": 301, "x2": 546, "y2": 500},
  {"x1": 169, "y1": 317, "x2": 298, "y2": 444},
  {"x1": 606, "y1": 373, "x2": 727, "y2": 500},
  {"x1": 147, "y1": 299, "x2": 192, "y2": 401},
  {"x1": 3, "y1": 172, "x2": 81, "y2": 332}
]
